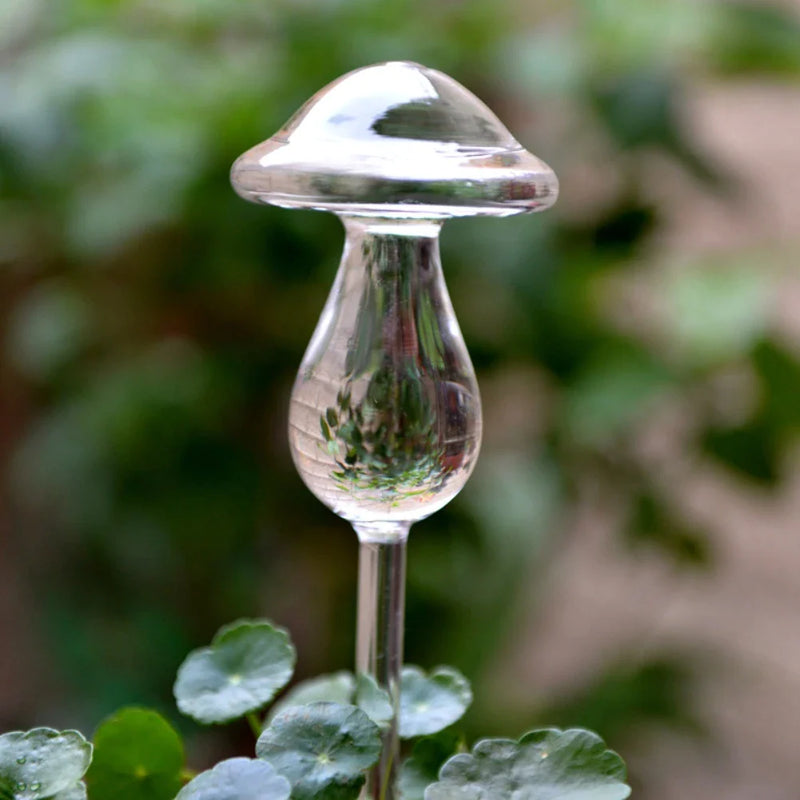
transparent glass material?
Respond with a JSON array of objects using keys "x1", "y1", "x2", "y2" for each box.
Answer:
[
  {"x1": 288, "y1": 217, "x2": 481, "y2": 527},
  {"x1": 231, "y1": 61, "x2": 558, "y2": 219},
  {"x1": 230, "y1": 61, "x2": 557, "y2": 800}
]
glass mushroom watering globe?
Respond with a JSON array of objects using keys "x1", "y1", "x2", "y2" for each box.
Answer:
[{"x1": 231, "y1": 62, "x2": 557, "y2": 799}]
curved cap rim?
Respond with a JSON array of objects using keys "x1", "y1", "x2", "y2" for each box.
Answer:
[{"x1": 230, "y1": 61, "x2": 559, "y2": 217}]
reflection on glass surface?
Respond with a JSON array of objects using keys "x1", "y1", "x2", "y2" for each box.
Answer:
[
  {"x1": 288, "y1": 217, "x2": 481, "y2": 524},
  {"x1": 231, "y1": 61, "x2": 558, "y2": 218}
]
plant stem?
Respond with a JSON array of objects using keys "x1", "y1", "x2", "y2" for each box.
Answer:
[
  {"x1": 180, "y1": 768, "x2": 197, "y2": 783},
  {"x1": 354, "y1": 521, "x2": 410, "y2": 800},
  {"x1": 246, "y1": 712, "x2": 263, "y2": 738}
]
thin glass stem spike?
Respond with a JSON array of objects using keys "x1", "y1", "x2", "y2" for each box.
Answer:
[{"x1": 355, "y1": 522, "x2": 409, "y2": 800}]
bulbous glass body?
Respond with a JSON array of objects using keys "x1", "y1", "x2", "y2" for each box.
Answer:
[{"x1": 288, "y1": 216, "x2": 481, "y2": 525}]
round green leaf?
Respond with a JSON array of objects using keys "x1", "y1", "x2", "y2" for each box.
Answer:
[
  {"x1": 51, "y1": 783, "x2": 87, "y2": 800},
  {"x1": 176, "y1": 758, "x2": 291, "y2": 800},
  {"x1": 398, "y1": 732, "x2": 459, "y2": 800},
  {"x1": 354, "y1": 673, "x2": 392, "y2": 729},
  {"x1": 175, "y1": 619, "x2": 296, "y2": 724},
  {"x1": 86, "y1": 708, "x2": 184, "y2": 800},
  {"x1": 425, "y1": 728, "x2": 631, "y2": 800},
  {"x1": 256, "y1": 703, "x2": 382, "y2": 800},
  {"x1": 0, "y1": 729, "x2": 92, "y2": 800},
  {"x1": 399, "y1": 667, "x2": 472, "y2": 738},
  {"x1": 269, "y1": 672, "x2": 356, "y2": 723}
]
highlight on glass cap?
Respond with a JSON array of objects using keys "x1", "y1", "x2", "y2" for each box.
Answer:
[{"x1": 230, "y1": 61, "x2": 558, "y2": 218}]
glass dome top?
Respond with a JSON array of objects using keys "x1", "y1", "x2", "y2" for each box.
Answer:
[{"x1": 230, "y1": 61, "x2": 558, "y2": 218}]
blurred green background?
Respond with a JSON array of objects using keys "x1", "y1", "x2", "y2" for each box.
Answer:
[{"x1": 3, "y1": 1, "x2": 800, "y2": 797}]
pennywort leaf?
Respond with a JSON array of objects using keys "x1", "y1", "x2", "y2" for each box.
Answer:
[
  {"x1": 176, "y1": 758, "x2": 291, "y2": 800},
  {"x1": 354, "y1": 673, "x2": 392, "y2": 729},
  {"x1": 269, "y1": 672, "x2": 356, "y2": 723},
  {"x1": 399, "y1": 666, "x2": 472, "y2": 738},
  {"x1": 398, "y1": 732, "x2": 460, "y2": 800},
  {"x1": 50, "y1": 783, "x2": 88, "y2": 800},
  {"x1": 174, "y1": 619, "x2": 296, "y2": 724},
  {"x1": 425, "y1": 727, "x2": 631, "y2": 800},
  {"x1": 266, "y1": 665, "x2": 472, "y2": 738},
  {"x1": 0, "y1": 729, "x2": 92, "y2": 800},
  {"x1": 256, "y1": 703, "x2": 382, "y2": 800},
  {"x1": 86, "y1": 708, "x2": 184, "y2": 800}
]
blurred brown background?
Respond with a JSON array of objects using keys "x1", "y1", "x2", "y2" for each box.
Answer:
[{"x1": 2, "y1": 1, "x2": 800, "y2": 798}]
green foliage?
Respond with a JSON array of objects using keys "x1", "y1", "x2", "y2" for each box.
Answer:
[
  {"x1": 624, "y1": 492, "x2": 711, "y2": 567},
  {"x1": 0, "y1": 729, "x2": 92, "y2": 800},
  {"x1": 263, "y1": 666, "x2": 472, "y2": 740},
  {"x1": 703, "y1": 419, "x2": 779, "y2": 484},
  {"x1": 49, "y1": 786, "x2": 88, "y2": 800},
  {"x1": 399, "y1": 667, "x2": 473, "y2": 739},
  {"x1": 325, "y1": 364, "x2": 444, "y2": 499},
  {"x1": 664, "y1": 263, "x2": 770, "y2": 367},
  {"x1": 256, "y1": 704, "x2": 382, "y2": 800},
  {"x1": 398, "y1": 732, "x2": 460, "y2": 800},
  {"x1": 703, "y1": 340, "x2": 800, "y2": 483},
  {"x1": 354, "y1": 674, "x2": 394, "y2": 730},
  {"x1": 176, "y1": 759, "x2": 290, "y2": 800},
  {"x1": 174, "y1": 621, "x2": 296, "y2": 724},
  {"x1": 540, "y1": 657, "x2": 697, "y2": 743},
  {"x1": 425, "y1": 728, "x2": 630, "y2": 800},
  {"x1": 561, "y1": 344, "x2": 671, "y2": 448},
  {"x1": 0, "y1": 617, "x2": 631, "y2": 800},
  {"x1": 86, "y1": 709, "x2": 184, "y2": 800},
  {"x1": 269, "y1": 673, "x2": 357, "y2": 723},
  {"x1": 709, "y1": 2, "x2": 800, "y2": 75}
]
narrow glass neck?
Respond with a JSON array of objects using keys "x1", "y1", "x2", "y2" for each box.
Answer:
[
  {"x1": 339, "y1": 215, "x2": 443, "y2": 240},
  {"x1": 333, "y1": 215, "x2": 447, "y2": 391}
]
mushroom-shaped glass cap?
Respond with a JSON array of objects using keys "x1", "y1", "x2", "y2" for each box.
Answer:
[{"x1": 231, "y1": 61, "x2": 558, "y2": 218}]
